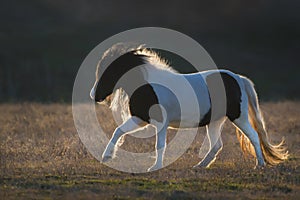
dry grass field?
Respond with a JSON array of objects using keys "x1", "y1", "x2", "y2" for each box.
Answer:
[{"x1": 0, "y1": 101, "x2": 299, "y2": 199}]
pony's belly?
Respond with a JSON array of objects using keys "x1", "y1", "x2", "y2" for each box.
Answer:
[
  {"x1": 168, "y1": 118, "x2": 201, "y2": 129},
  {"x1": 168, "y1": 122, "x2": 199, "y2": 129}
]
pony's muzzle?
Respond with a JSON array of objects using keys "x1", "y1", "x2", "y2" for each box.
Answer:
[{"x1": 90, "y1": 86, "x2": 96, "y2": 100}]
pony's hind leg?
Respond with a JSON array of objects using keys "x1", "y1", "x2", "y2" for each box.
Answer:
[
  {"x1": 194, "y1": 117, "x2": 226, "y2": 168},
  {"x1": 102, "y1": 116, "x2": 143, "y2": 162},
  {"x1": 233, "y1": 117, "x2": 265, "y2": 167}
]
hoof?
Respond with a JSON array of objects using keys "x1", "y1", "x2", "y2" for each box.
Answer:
[
  {"x1": 254, "y1": 165, "x2": 265, "y2": 170},
  {"x1": 193, "y1": 164, "x2": 201, "y2": 168},
  {"x1": 101, "y1": 155, "x2": 112, "y2": 163},
  {"x1": 193, "y1": 159, "x2": 212, "y2": 168},
  {"x1": 147, "y1": 164, "x2": 162, "y2": 172},
  {"x1": 254, "y1": 161, "x2": 266, "y2": 170},
  {"x1": 194, "y1": 156, "x2": 216, "y2": 169},
  {"x1": 193, "y1": 163, "x2": 207, "y2": 168}
]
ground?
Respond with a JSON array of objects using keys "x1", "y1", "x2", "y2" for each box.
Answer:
[{"x1": 0, "y1": 101, "x2": 299, "y2": 199}]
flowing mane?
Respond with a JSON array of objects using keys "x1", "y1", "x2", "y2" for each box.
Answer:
[
  {"x1": 95, "y1": 43, "x2": 177, "y2": 80},
  {"x1": 134, "y1": 48, "x2": 177, "y2": 73}
]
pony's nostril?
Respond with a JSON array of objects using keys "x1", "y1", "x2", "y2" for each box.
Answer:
[{"x1": 95, "y1": 98, "x2": 102, "y2": 102}]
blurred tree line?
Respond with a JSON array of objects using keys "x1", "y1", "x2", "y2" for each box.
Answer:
[{"x1": 0, "y1": 0, "x2": 299, "y2": 102}]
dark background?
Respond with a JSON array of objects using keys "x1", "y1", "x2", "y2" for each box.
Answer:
[{"x1": 0, "y1": 0, "x2": 299, "y2": 102}]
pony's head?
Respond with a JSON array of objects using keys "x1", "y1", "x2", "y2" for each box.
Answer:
[
  {"x1": 90, "y1": 43, "x2": 146, "y2": 103},
  {"x1": 90, "y1": 43, "x2": 176, "y2": 104}
]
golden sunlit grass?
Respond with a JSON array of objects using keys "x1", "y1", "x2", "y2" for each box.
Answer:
[{"x1": 0, "y1": 102, "x2": 299, "y2": 199}]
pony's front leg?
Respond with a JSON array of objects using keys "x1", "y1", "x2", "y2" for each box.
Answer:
[
  {"x1": 102, "y1": 116, "x2": 142, "y2": 162},
  {"x1": 147, "y1": 121, "x2": 168, "y2": 172}
]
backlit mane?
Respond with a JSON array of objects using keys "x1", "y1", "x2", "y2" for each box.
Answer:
[
  {"x1": 134, "y1": 48, "x2": 177, "y2": 73},
  {"x1": 95, "y1": 43, "x2": 177, "y2": 80},
  {"x1": 96, "y1": 43, "x2": 143, "y2": 80}
]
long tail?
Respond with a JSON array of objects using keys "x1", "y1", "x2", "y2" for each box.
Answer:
[{"x1": 236, "y1": 77, "x2": 289, "y2": 165}]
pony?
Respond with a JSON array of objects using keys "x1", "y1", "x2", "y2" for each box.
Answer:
[{"x1": 90, "y1": 43, "x2": 288, "y2": 171}]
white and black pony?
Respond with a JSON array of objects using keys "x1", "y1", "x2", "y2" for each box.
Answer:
[{"x1": 90, "y1": 43, "x2": 288, "y2": 171}]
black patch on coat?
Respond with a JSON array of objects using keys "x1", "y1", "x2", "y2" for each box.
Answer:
[
  {"x1": 95, "y1": 50, "x2": 147, "y2": 102},
  {"x1": 129, "y1": 84, "x2": 162, "y2": 123},
  {"x1": 202, "y1": 72, "x2": 242, "y2": 124}
]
